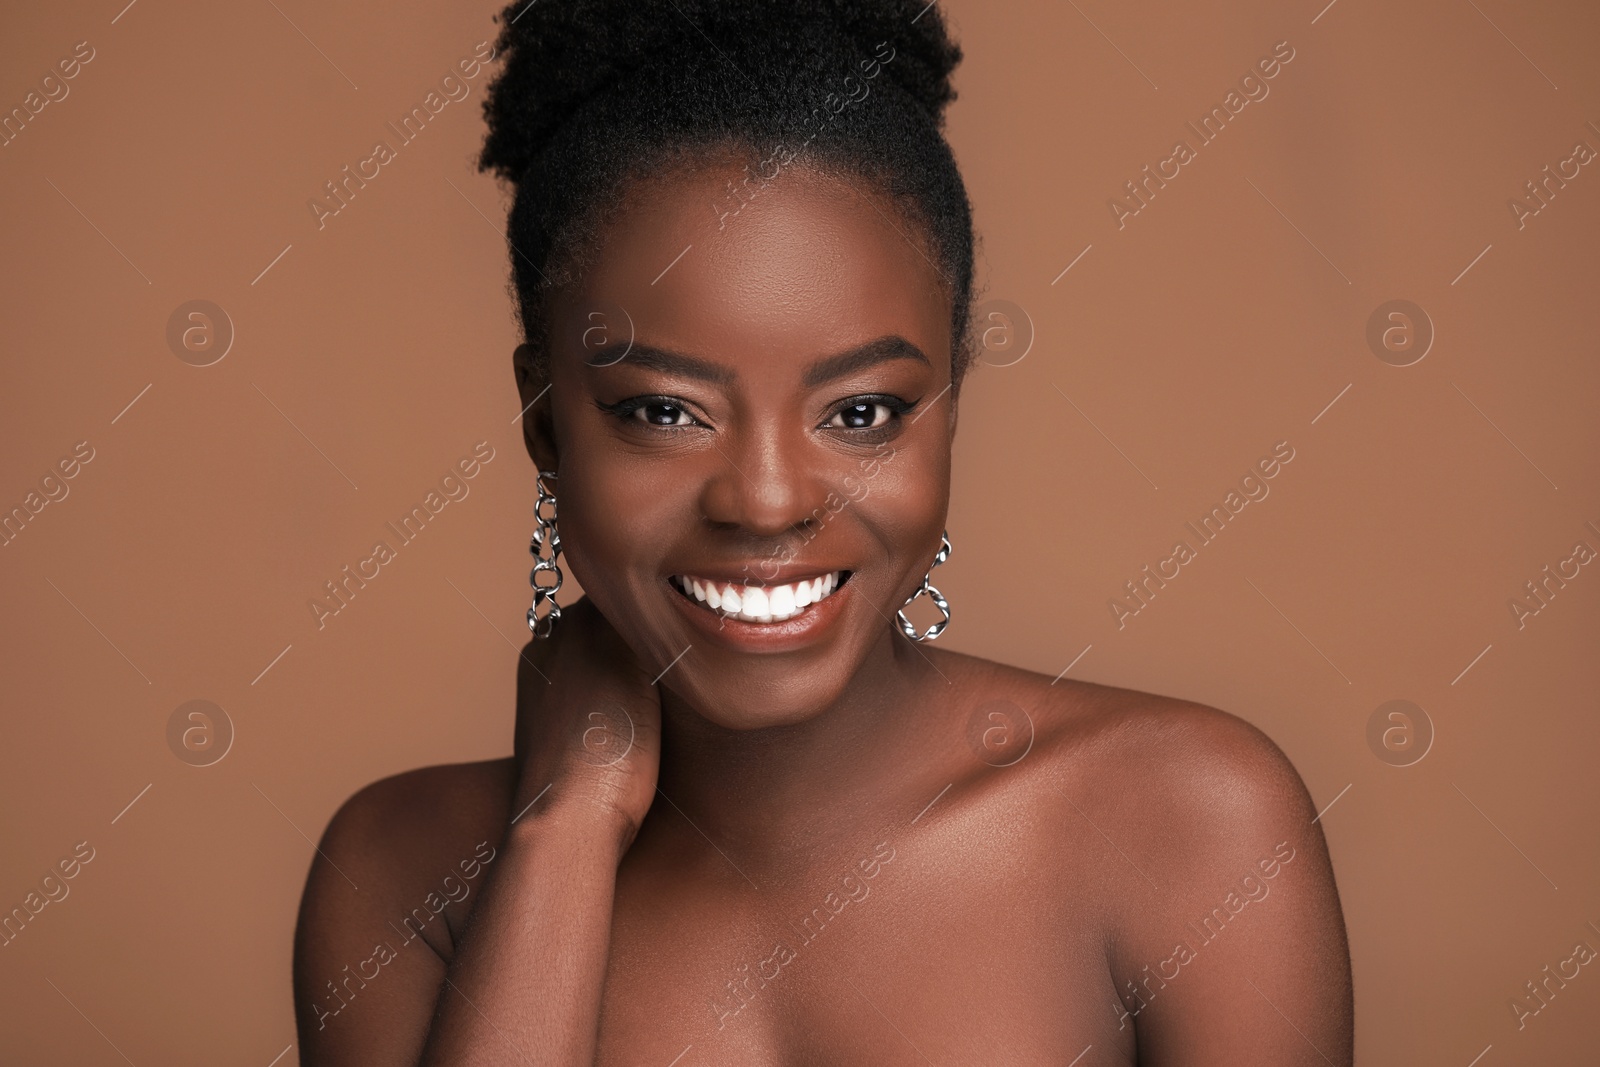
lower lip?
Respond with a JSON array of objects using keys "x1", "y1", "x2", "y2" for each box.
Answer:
[{"x1": 665, "y1": 576, "x2": 853, "y2": 653}]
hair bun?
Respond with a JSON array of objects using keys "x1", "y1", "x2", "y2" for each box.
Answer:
[
  {"x1": 479, "y1": 0, "x2": 962, "y2": 184},
  {"x1": 809, "y1": 0, "x2": 963, "y2": 123}
]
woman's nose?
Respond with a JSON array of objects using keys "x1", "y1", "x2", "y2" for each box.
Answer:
[{"x1": 698, "y1": 425, "x2": 828, "y2": 538}]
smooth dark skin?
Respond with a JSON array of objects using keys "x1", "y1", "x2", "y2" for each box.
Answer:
[{"x1": 294, "y1": 158, "x2": 1354, "y2": 1065}]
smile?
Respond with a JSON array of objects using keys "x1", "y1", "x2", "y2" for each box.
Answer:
[{"x1": 670, "y1": 572, "x2": 850, "y2": 624}]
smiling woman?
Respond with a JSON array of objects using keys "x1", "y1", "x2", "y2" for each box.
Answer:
[{"x1": 291, "y1": 1, "x2": 1353, "y2": 1064}]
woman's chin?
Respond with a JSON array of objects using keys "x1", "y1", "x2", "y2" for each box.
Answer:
[{"x1": 659, "y1": 673, "x2": 856, "y2": 732}]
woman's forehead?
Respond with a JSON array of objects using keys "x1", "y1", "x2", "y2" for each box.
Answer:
[{"x1": 555, "y1": 161, "x2": 951, "y2": 362}]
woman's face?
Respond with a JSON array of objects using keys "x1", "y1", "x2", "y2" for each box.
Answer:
[{"x1": 519, "y1": 158, "x2": 955, "y2": 729}]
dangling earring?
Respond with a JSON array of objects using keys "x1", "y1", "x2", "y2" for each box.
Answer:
[
  {"x1": 897, "y1": 532, "x2": 952, "y2": 642},
  {"x1": 527, "y1": 470, "x2": 563, "y2": 638}
]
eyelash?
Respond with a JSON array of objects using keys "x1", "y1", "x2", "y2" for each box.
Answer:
[{"x1": 594, "y1": 394, "x2": 919, "y2": 437}]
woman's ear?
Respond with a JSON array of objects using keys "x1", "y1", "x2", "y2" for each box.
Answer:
[{"x1": 513, "y1": 342, "x2": 559, "y2": 472}]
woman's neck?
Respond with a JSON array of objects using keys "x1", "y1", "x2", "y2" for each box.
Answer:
[{"x1": 650, "y1": 629, "x2": 950, "y2": 872}]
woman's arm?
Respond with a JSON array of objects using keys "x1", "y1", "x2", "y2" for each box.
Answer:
[
  {"x1": 415, "y1": 801, "x2": 635, "y2": 1065},
  {"x1": 294, "y1": 599, "x2": 663, "y2": 1066}
]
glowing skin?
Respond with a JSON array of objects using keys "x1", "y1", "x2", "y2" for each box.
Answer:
[{"x1": 293, "y1": 160, "x2": 1354, "y2": 1067}]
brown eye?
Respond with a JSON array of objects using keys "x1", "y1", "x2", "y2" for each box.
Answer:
[
  {"x1": 596, "y1": 394, "x2": 707, "y2": 430},
  {"x1": 635, "y1": 402, "x2": 692, "y2": 426},
  {"x1": 829, "y1": 402, "x2": 891, "y2": 430}
]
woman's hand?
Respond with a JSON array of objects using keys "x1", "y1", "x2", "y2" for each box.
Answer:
[
  {"x1": 510, "y1": 596, "x2": 663, "y2": 850},
  {"x1": 296, "y1": 597, "x2": 664, "y2": 1065}
]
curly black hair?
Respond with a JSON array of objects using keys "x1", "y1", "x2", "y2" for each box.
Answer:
[{"x1": 477, "y1": 0, "x2": 977, "y2": 391}]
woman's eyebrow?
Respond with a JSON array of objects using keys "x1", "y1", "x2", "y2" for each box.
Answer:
[
  {"x1": 583, "y1": 335, "x2": 930, "y2": 385},
  {"x1": 802, "y1": 336, "x2": 930, "y2": 386},
  {"x1": 585, "y1": 344, "x2": 734, "y2": 382}
]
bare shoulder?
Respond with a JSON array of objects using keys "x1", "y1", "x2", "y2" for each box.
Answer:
[
  {"x1": 315, "y1": 757, "x2": 518, "y2": 868},
  {"x1": 293, "y1": 758, "x2": 517, "y2": 1054},
  {"x1": 933, "y1": 648, "x2": 1316, "y2": 830},
  {"x1": 950, "y1": 662, "x2": 1353, "y2": 1062},
  {"x1": 1060, "y1": 682, "x2": 1316, "y2": 828},
  {"x1": 300, "y1": 756, "x2": 518, "y2": 948}
]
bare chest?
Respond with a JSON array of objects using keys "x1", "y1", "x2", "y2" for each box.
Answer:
[{"x1": 593, "y1": 824, "x2": 1134, "y2": 1066}]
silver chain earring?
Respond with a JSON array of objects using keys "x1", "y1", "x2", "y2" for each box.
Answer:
[
  {"x1": 526, "y1": 470, "x2": 563, "y2": 638},
  {"x1": 897, "y1": 531, "x2": 952, "y2": 642}
]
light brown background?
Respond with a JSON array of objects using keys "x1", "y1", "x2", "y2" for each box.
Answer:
[{"x1": 2, "y1": 0, "x2": 1597, "y2": 1062}]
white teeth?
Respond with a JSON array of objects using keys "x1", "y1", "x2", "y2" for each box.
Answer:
[{"x1": 673, "y1": 571, "x2": 846, "y2": 623}]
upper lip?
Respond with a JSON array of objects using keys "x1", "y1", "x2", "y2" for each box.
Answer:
[{"x1": 666, "y1": 564, "x2": 852, "y2": 586}]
